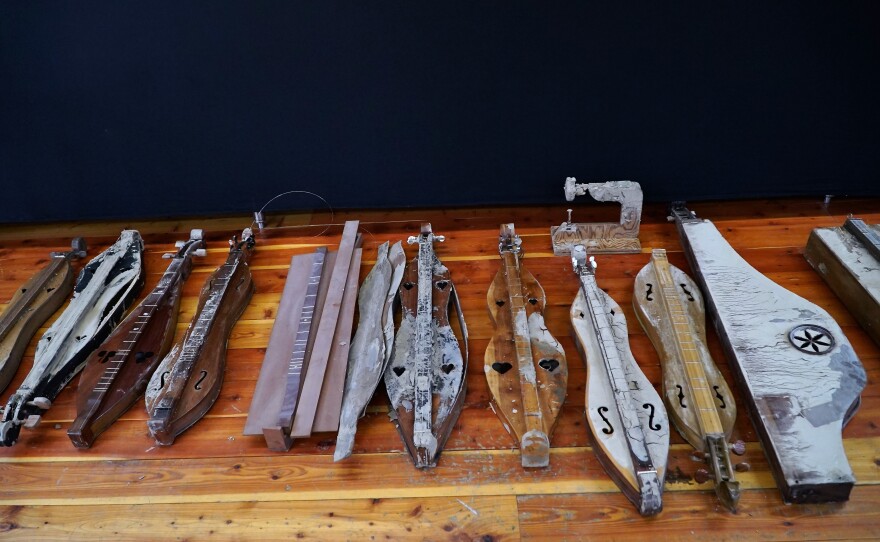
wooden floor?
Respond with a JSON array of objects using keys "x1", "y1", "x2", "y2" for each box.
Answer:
[{"x1": 0, "y1": 197, "x2": 878, "y2": 541}]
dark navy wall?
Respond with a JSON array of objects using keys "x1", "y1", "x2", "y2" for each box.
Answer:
[{"x1": 1, "y1": 2, "x2": 878, "y2": 223}]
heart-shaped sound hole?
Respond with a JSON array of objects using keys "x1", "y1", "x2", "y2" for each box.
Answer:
[
  {"x1": 392, "y1": 366, "x2": 406, "y2": 377},
  {"x1": 539, "y1": 358, "x2": 559, "y2": 372},
  {"x1": 491, "y1": 362, "x2": 513, "y2": 375},
  {"x1": 435, "y1": 280, "x2": 448, "y2": 290},
  {"x1": 403, "y1": 282, "x2": 415, "y2": 290},
  {"x1": 528, "y1": 297, "x2": 538, "y2": 305},
  {"x1": 441, "y1": 363, "x2": 455, "y2": 374}
]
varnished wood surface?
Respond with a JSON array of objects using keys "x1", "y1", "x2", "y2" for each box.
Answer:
[{"x1": 0, "y1": 197, "x2": 879, "y2": 541}]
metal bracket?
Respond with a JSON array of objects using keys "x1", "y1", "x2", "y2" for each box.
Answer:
[{"x1": 550, "y1": 178, "x2": 643, "y2": 255}]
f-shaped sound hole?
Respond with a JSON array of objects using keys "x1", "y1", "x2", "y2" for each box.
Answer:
[
  {"x1": 676, "y1": 384, "x2": 687, "y2": 408},
  {"x1": 598, "y1": 406, "x2": 614, "y2": 434},
  {"x1": 713, "y1": 385, "x2": 727, "y2": 409},
  {"x1": 194, "y1": 370, "x2": 208, "y2": 390},
  {"x1": 645, "y1": 283, "x2": 654, "y2": 301},
  {"x1": 680, "y1": 284, "x2": 695, "y2": 302}
]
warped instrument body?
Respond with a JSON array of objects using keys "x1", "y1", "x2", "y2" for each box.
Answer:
[
  {"x1": 0, "y1": 238, "x2": 87, "y2": 394},
  {"x1": 385, "y1": 223, "x2": 467, "y2": 468},
  {"x1": 671, "y1": 203, "x2": 867, "y2": 503},
  {"x1": 69, "y1": 230, "x2": 206, "y2": 448},
  {"x1": 335, "y1": 240, "x2": 405, "y2": 461},
  {"x1": 485, "y1": 223, "x2": 567, "y2": 468},
  {"x1": 146, "y1": 229, "x2": 255, "y2": 445},
  {"x1": 634, "y1": 249, "x2": 743, "y2": 511},
  {"x1": 570, "y1": 246, "x2": 668, "y2": 516},
  {"x1": 0, "y1": 230, "x2": 145, "y2": 447},
  {"x1": 805, "y1": 218, "x2": 880, "y2": 346}
]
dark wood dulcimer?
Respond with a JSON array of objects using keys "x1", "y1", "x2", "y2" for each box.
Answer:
[
  {"x1": 384, "y1": 223, "x2": 468, "y2": 468},
  {"x1": 0, "y1": 238, "x2": 87, "y2": 394},
  {"x1": 569, "y1": 246, "x2": 669, "y2": 516},
  {"x1": 670, "y1": 203, "x2": 867, "y2": 503},
  {"x1": 0, "y1": 230, "x2": 145, "y2": 447},
  {"x1": 485, "y1": 223, "x2": 567, "y2": 467},
  {"x1": 145, "y1": 228, "x2": 255, "y2": 445},
  {"x1": 634, "y1": 249, "x2": 745, "y2": 511},
  {"x1": 68, "y1": 230, "x2": 207, "y2": 448}
]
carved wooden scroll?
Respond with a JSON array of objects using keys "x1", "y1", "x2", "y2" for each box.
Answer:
[
  {"x1": 0, "y1": 238, "x2": 86, "y2": 395},
  {"x1": 634, "y1": 249, "x2": 745, "y2": 511},
  {"x1": 570, "y1": 246, "x2": 669, "y2": 516},
  {"x1": 805, "y1": 218, "x2": 880, "y2": 346},
  {"x1": 485, "y1": 223, "x2": 567, "y2": 467},
  {"x1": 335, "y1": 241, "x2": 405, "y2": 461},
  {"x1": 69, "y1": 230, "x2": 206, "y2": 448},
  {"x1": 384, "y1": 223, "x2": 468, "y2": 468},
  {"x1": 0, "y1": 230, "x2": 144, "y2": 447},
  {"x1": 671, "y1": 203, "x2": 867, "y2": 503},
  {"x1": 550, "y1": 178, "x2": 643, "y2": 255},
  {"x1": 145, "y1": 229, "x2": 255, "y2": 445},
  {"x1": 244, "y1": 221, "x2": 363, "y2": 451}
]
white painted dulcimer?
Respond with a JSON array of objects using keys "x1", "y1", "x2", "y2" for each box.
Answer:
[
  {"x1": 634, "y1": 249, "x2": 746, "y2": 511},
  {"x1": 384, "y1": 224, "x2": 468, "y2": 468},
  {"x1": 485, "y1": 224, "x2": 567, "y2": 468},
  {"x1": 0, "y1": 230, "x2": 145, "y2": 447},
  {"x1": 569, "y1": 246, "x2": 669, "y2": 516},
  {"x1": 145, "y1": 229, "x2": 255, "y2": 445},
  {"x1": 670, "y1": 202, "x2": 866, "y2": 503}
]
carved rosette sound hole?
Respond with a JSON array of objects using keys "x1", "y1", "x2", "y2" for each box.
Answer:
[{"x1": 788, "y1": 324, "x2": 834, "y2": 355}]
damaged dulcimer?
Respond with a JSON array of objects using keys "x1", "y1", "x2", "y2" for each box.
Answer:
[
  {"x1": 69, "y1": 230, "x2": 207, "y2": 447},
  {"x1": 145, "y1": 229, "x2": 255, "y2": 445},
  {"x1": 570, "y1": 246, "x2": 669, "y2": 516},
  {"x1": 0, "y1": 237, "x2": 87, "y2": 394},
  {"x1": 384, "y1": 224, "x2": 468, "y2": 468},
  {"x1": 485, "y1": 224, "x2": 567, "y2": 467},
  {"x1": 670, "y1": 203, "x2": 866, "y2": 503},
  {"x1": 0, "y1": 230, "x2": 145, "y2": 447},
  {"x1": 634, "y1": 249, "x2": 745, "y2": 511}
]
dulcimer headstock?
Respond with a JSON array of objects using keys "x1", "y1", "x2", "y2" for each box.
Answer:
[
  {"x1": 229, "y1": 228, "x2": 256, "y2": 263},
  {"x1": 498, "y1": 223, "x2": 522, "y2": 256},
  {"x1": 667, "y1": 201, "x2": 699, "y2": 225},
  {"x1": 407, "y1": 223, "x2": 444, "y2": 247},
  {"x1": 163, "y1": 229, "x2": 207, "y2": 260},
  {"x1": 50, "y1": 237, "x2": 88, "y2": 261},
  {"x1": 571, "y1": 245, "x2": 597, "y2": 277}
]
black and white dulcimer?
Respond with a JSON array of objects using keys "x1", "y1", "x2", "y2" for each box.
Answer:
[
  {"x1": 145, "y1": 229, "x2": 255, "y2": 445},
  {"x1": 569, "y1": 246, "x2": 669, "y2": 516},
  {"x1": 384, "y1": 223, "x2": 468, "y2": 468},
  {"x1": 670, "y1": 202, "x2": 867, "y2": 503},
  {"x1": 634, "y1": 249, "x2": 745, "y2": 511},
  {"x1": 0, "y1": 238, "x2": 87, "y2": 395},
  {"x1": 68, "y1": 230, "x2": 207, "y2": 447},
  {"x1": 0, "y1": 230, "x2": 145, "y2": 447},
  {"x1": 485, "y1": 224, "x2": 567, "y2": 468}
]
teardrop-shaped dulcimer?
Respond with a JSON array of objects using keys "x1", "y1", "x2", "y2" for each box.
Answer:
[
  {"x1": 0, "y1": 230, "x2": 145, "y2": 447},
  {"x1": 384, "y1": 223, "x2": 468, "y2": 468},
  {"x1": 634, "y1": 249, "x2": 744, "y2": 511},
  {"x1": 0, "y1": 238, "x2": 87, "y2": 395},
  {"x1": 68, "y1": 230, "x2": 207, "y2": 448},
  {"x1": 145, "y1": 229, "x2": 256, "y2": 445},
  {"x1": 485, "y1": 223, "x2": 568, "y2": 468},
  {"x1": 569, "y1": 246, "x2": 669, "y2": 516}
]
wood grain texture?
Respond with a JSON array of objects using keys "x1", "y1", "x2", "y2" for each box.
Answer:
[{"x1": 0, "y1": 198, "x2": 877, "y2": 539}]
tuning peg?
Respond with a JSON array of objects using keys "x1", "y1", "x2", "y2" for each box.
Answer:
[
  {"x1": 254, "y1": 211, "x2": 265, "y2": 233},
  {"x1": 190, "y1": 229, "x2": 204, "y2": 240},
  {"x1": 27, "y1": 397, "x2": 51, "y2": 410},
  {"x1": 694, "y1": 468, "x2": 713, "y2": 484},
  {"x1": 435, "y1": 235, "x2": 446, "y2": 242},
  {"x1": 162, "y1": 253, "x2": 174, "y2": 259},
  {"x1": 407, "y1": 236, "x2": 418, "y2": 245},
  {"x1": 194, "y1": 249, "x2": 207, "y2": 257},
  {"x1": 589, "y1": 256, "x2": 597, "y2": 269},
  {"x1": 730, "y1": 440, "x2": 746, "y2": 456},
  {"x1": 24, "y1": 415, "x2": 42, "y2": 428},
  {"x1": 735, "y1": 462, "x2": 751, "y2": 473},
  {"x1": 566, "y1": 208, "x2": 573, "y2": 224},
  {"x1": 175, "y1": 241, "x2": 186, "y2": 248}
]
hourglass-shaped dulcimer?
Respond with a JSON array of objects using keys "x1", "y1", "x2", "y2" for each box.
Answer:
[
  {"x1": 0, "y1": 237, "x2": 87, "y2": 395},
  {"x1": 145, "y1": 229, "x2": 255, "y2": 445},
  {"x1": 634, "y1": 249, "x2": 747, "y2": 512},
  {"x1": 69, "y1": 230, "x2": 207, "y2": 448},
  {"x1": 570, "y1": 246, "x2": 669, "y2": 516},
  {"x1": 485, "y1": 223, "x2": 568, "y2": 468},
  {"x1": 384, "y1": 223, "x2": 468, "y2": 468},
  {"x1": 670, "y1": 202, "x2": 866, "y2": 504}
]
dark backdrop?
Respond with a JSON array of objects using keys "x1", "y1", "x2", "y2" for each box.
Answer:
[{"x1": 2, "y1": 2, "x2": 879, "y2": 223}]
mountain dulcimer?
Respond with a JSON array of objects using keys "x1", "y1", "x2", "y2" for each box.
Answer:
[
  {"x1": 0, "y1": 230, "x2": 145, "y2": 447},
  {"x1": 485, "y1": 224, "x2": 567, "y2": 468},
  {"x1": 68, "y1": 230, "x2": 207, "y2": 448},
  {"x1": 335, "y1": 241, "x2": 406, "y2": 461},
  {"x1": 569, "y1": 246, "x2": 669, "y2": 516},
  {"x1": 670, "y1": 203, "x2": 867, "y2": 503},
  {"x1": 805, "y1": 217, "x2": 880, "y2": 346},
  {"x1": 385, "y1": 223, "x2": 468, "y2": 468},
  {"x1": 145, "y1": 229, "x2": 255, "y2": 445},
  {"x1": 0, "y1": 237, "x2": 87, "y2": 395},
  {"x1": 634, "y1": 249, "x2": 745, "y2": 511}
]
